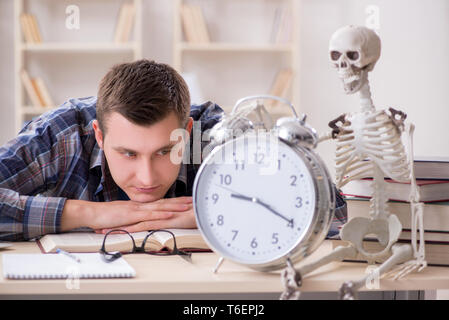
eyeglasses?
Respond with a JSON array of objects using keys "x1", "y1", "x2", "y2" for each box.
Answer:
[{"x1": 99, "y1": 229, "x2": 192, "y2": 263}]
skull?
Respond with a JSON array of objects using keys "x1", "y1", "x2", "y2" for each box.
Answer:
[{"x1": 329, "y1": 25, "x2": 381, "y2": 94}]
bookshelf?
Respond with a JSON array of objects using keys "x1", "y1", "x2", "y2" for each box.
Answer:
[
  {"x1": 173, "y1": 0, "x2": 300, "y2": 117},
  {"x1": 14, "y1": 0, "x2": 143, "y2": 133}
]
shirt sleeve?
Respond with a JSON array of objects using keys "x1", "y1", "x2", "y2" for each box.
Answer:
[{"x1": 0, "y1": 121, "x2": 67, "y2": 241}]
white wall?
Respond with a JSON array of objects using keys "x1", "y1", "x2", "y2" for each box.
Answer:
[
  {"x1": 0, "y1": 0, "x2": 15, "y2": 145},
  {"x1": 1, "y1": 0, "x2": 448, "y2": 175},
  {"x1": 299, "y1": 0, "x2": 449, "y2": 173}
]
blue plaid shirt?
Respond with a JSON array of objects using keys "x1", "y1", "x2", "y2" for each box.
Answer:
[{"x1": 0, "y1": 96, "x2": 346, "y2": 241}]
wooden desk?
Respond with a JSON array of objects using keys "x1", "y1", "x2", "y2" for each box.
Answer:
[{"x1": 1, "y1": 240, "x2": 449, "y2": 296}]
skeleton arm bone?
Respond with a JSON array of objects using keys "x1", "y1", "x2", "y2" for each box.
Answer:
[{"x1": 319, "y1": 114, "x2": 349, "y2": 143}]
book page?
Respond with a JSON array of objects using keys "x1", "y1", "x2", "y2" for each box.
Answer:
[
  {"x1": 40, "y1": 231, "x2": 149, "y2": 253},
  {"x1": 151, "y1": 229, "x2": 208, "y2": 250}
]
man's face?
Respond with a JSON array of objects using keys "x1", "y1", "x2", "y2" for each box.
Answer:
[{"x1": 93, "y1": 111, "x2": 192, "y2": 203}]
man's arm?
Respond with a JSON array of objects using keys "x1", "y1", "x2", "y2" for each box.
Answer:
[
  {"x1": 0, "y1": 126, "x2": 69, "y2": 241},
  {"x1": 0, "y1": 118, "x2": 192, "y2": 240},
  {"x1": 60, "y1": 197, "x2": 192, "y2": 232}
]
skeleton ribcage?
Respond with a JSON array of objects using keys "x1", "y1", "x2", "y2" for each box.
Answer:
[{"x1": 335, "y1": 110, "x2": 410, "y2": 188}]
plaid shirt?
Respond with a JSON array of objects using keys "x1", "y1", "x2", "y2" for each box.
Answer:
[{"x1": 0, "y1": 96, "x2": 346, "y2": 241}]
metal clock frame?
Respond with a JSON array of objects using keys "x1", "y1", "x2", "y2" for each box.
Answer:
[{"x1": 193, "y1": 127, "x2": 336, "y2": 272}]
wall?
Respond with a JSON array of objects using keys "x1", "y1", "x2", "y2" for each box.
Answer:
[
  {"x1": 1, "y1": 0, "x2": 449, "y2": 173},
  {"x1": 299, "y1": 0, "x2": 449, "y2": 173}
]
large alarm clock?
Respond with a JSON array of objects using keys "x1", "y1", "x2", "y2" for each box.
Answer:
[{"x1": 193, "y1": 95, "x2": 335, "y2": 272}]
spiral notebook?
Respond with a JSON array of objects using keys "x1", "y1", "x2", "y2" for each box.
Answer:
[{"x1": 2, "y1": 253, "x2": 136, "y2": 279}]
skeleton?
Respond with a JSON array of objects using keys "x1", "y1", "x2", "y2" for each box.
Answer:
[{"x1": 280, "y1": 25, "x2": 427, "y2": 300}]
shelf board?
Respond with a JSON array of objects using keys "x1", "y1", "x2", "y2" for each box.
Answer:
[
  {"x1": 178, "y1": 42, "x2": 293, "y2": 53},
  {"x1": 21, "y1": 42, "x2": 137, "y2": 52}
]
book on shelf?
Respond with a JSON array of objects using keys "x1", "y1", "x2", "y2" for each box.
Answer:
[
  {"x1": 181, "y1": 4, "x2": 210, "y2": 43},
  {"x1": 30, "y1": 79, "x2": 45, "y2": 106},
  {"x1": 20, "y1": 70, "x2": 54, "y2": 108},
  {"x1": 20, "y1": 13, "x2": 42, "y2": 44},
  {"x1": 413, "y1": 156, "x2": 449, "y2": 180},
  {"x1": 341, "y1": 178, "x2": 449, "y2": 203},
  {"x1": 20, "y1": 69, "x2": 43, "y2": 108},
  {"x1": 114, "y1": 2, "x2": 135, "y2": 43},
  {"x1": 37, "y1": 228, "x2": 210, "y2": 254},
  {"x1": 330, "y1": 238, "x2": 449, "y2": 266},
  {"x1": 270, "y1": 7, "x2": 283, "y2": 43},
  {"x1": 345, "y1": 196, "x2": 449, "y2": 232},
  {"x1": 33, "y1": 77, "x2": 55, "y2": 107},
  {"x1": 267, "y1": 68, "x2": 293, "y2": 107},
  {"x1": 274, "y1": 5, "x2": 292, "y2": 44}
]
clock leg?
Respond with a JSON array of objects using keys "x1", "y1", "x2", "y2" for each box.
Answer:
[{"x1": 213, "y1": 256, "x2": 225, "y2": 273}]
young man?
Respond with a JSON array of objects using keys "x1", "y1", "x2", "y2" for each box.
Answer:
[
  {"x1": 0, "y1": 59, "x2": 223, "y2": 241},
  {"x1": 0, "y1": 59, "x2": 346, "y2": 242}
]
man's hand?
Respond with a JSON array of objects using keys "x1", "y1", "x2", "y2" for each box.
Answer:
[
  {"x1": 61, "y1": 196, "x2": 194, "y2": 233},
  {"x1": 96, "y1": 204, "x2": 196, "y2": 234}
]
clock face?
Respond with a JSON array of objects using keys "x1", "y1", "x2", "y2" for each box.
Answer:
[{"x1": 193, "y1": 134, "x2": 317, "y2": 265}]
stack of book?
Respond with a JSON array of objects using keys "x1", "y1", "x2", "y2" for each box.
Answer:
[
  {"x1": 20, "y1": 13, "x2": 42, "y2": 44},
  {"x1": 180, "y1": 4, "x2": 210, "y2": 43},
  {"x1": 334, "y1": 157, "x2": 449, "y2": 266},
  {"x1": 114, "y1": 2, "x2": 136, "y2": 43},
  {"x1": 270, "y1": 5, "x2": 292, "y2": 44},
  {"x1": 20, "y1": 69, "x2": 54, "y2": 108}
]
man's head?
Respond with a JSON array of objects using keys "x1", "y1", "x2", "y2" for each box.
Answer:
[{"x1": 93, "y1": 59, "x2": 193, "y2": 203}]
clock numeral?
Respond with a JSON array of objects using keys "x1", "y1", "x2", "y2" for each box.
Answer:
[
  {"x1": 212, "y1": 193, "x2": 219, "y2": 204},
  {"x1": 271, "y1": 233, "x2": 279, "y2": 244},
  {"x1": 250, "y1": 237, "x2": 258, "y2": 249},
  {"x1": 235, "y1": 162, "x2": 245, "y2": 170},
  {"x1": 231, "y1": 230, "x2": 238, "y2": 241},
  {"x1": 278, "y1": 159, "x2": 281, "y2": 171},
  {"x1": 290, "y1": 175, "x2": 297, "y2": 186},
  {"x1": 295, "y1": 196, "x2": 303, "y2": 208},
  {"x1": 287, "y1": 219, "x2": 294, "y2": 229},
  {"x1": 219, "y1": 174, "x2": 232, "y2": 185},
  {"x1": 217, "y1": 215, "x2": 224, "y2": 226}
]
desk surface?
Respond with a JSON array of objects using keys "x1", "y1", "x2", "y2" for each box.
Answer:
[{"x1": 1, "y1": 240, "x2": 449, "y2": 296}]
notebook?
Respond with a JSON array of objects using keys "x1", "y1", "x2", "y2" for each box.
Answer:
[{"x1": 2, "y1": 253, "x2": 136, "y2": 279}]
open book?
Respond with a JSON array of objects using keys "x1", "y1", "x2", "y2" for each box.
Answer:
[{"x1": 37, "y1": 229, "x2": 210, "y2": 253}]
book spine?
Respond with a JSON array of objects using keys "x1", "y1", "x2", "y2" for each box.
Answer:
[
  {"x1": 181, "y1": 4, "x2": 197, "y2": 43},
  {"x1": 20, "y1": 13, "x2": 34, "y2": 43},
  {"x1": 29, "y1": 14, "x2": 42, "y2": 43},
  {"x1": 114, "y1": 3, "x2": 128, "y2": 43},
  {"x1": 191, "y1": 5, "x2": 209, "y2": 43},
  {"x1": 20, "y1": 69, "x2": 43, "y2": 107},
  {"x1": 34, "y1": 77, "x2": 55, "y2": 107},
  {"x1": 31, "y1": 79, "x2": 46, "y2": 107},
  {"x1": 121, "y1": 3, "x2": 135, "y2": 43}
]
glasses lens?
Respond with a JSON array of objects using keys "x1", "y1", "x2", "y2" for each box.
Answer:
[
  {"x1": 143, "y1": 230, "x2": 176, "y2": 255},
  {"x1": 103, "y1": 230, "x2": 135, "y2": 254}
]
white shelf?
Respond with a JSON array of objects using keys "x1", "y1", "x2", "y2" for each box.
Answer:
[
  {"x1": 21, "y1": 42, "x2": 138, "y2": 52},
  {"x1": 173, "y1": 0, "x2": 300, "y2": 110},
  {"x1": 178, "y1": 42, "x2": 293, "y2": 53},
  {"x1": 14, "y1": 0, "x2": 143, "y2": 132}
]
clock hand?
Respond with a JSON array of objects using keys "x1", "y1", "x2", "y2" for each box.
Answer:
[
  {"x1": 252, "y1": 199, "x2": 293, "y2": 225},
  {"x1": 216, "y1": 184, "x2": 293, "y2": 225}
]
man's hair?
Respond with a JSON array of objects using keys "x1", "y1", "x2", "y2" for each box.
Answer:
[{"x1": 96, "y1": 59, "x2": 190, "y2": 133}]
